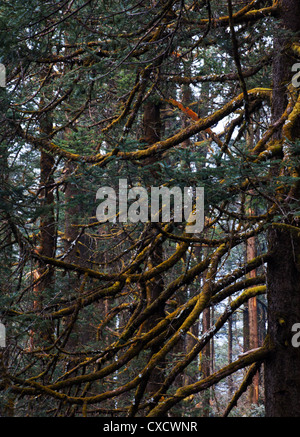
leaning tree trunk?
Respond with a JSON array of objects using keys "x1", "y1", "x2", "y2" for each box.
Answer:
[{"x1": 265, "y1": 0, "x2": 300, "y2": 417}]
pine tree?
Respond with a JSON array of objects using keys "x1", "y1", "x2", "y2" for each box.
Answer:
[{"x1": 1, "y1": 0, "x2": 299, "y2": 418}]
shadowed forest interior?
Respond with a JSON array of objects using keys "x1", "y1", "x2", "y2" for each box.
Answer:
[{"x1": 0, "y1": 0, "x2": 300, "y2": 417}]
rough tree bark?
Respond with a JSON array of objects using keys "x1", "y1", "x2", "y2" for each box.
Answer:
[
  {"x1": 247, "y1": 226, "x2": 259, "y2": 404},
  {"x1": 30, "y1": 105, "x2": 56, "y2": 350},
  {"x1": 139, "y1": 100, "x2": 166, "y2": 406},
  {"x1": 265, "y1": 0, "x2": 300, "y2": 417}
]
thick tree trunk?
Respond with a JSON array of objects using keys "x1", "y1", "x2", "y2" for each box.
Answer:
[
  {"x1": 265, "y1": 0, "x2": 300, "y2": 417},
  {"x1": 30, "y1": 107, "x2": 56, "y2": 349},
  {"x1": 265, "y1": 228, "x2": 300, "y2": 416},
  {"x1": 38, "y1": 109, "x2": 56, "y2": 285},
  {"x1": 38, "y1": 148, "x2": 56, "y2": 287},
  {"x1": 140, "y1": 100, "x2": 166, "y2": 404}
]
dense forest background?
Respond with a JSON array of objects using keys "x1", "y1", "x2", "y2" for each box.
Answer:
[{"x1": 0, "y1": 0, "x2": 300, "y2": 417}]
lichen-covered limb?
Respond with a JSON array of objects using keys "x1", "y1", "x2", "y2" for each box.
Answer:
[
  {"x1": 135, "y1": 244, "x2": 228, "y2": 375},
  {"x1": 26, "y1": 244, "x2": 268, "y2": 324},
  {"x1": 212, "y1": 276, "x2": 265, "y2": 305},
  {"x1": 213, "y1": 253, "x2": 269, "y2": 294},
  {"x1": 143, "y1": 285, "x2": 266, "y2": 413},
  {"x1": 73, "y1": 245, "x2": 226, "y2": 408},
  {"x1": 119, "y1": 88, "x2": 271, "y2": 162},
  {"x1": 96, "y1": 302, "x2": 136, "y2": 341},
  {"x1": 251, "y1": 112, "x2": 290, "y2": 154},
  {"x1": 155, "y1": 217, "x2": 266, "y2": 246},
  {"x1": 132, "y1": 253, "x2": 268, "y2": 356},
  {"x1": 291, "y1": 42, "x2": 300, "y2": 57},
  {"x1": 282, "y1": 92, "x2": 300, "y2": 146},
  {"x1": 4, "y1": 253, "x2": 268, "y2": 410},
  {"x1": 147, "y1": 338, "x2": 272, "y2": 417},
  {"x1": 280, "y1": 91, "x2": 300, "y2": 186},
  {"x1": 33, "y1": 232, "x2": 188, "y2": 286},
  {"x1": 137, "y1": 273, "x2": 266, "y2": 354},
  {"x1": 14, "y1": 259, "x2": 211, "y2": 395},
  {"x1": 272, "y1": 222, "x2": 300, "y2": 236},
  {"x1": 8, "y1": 370, "x2": 140, "y2": 406},
  {"x1": 28, "y1": 44, "x2": 111, "y2": 64},
  {"x1": 102, "y1": 245, "x2": 230, "y2": 411},
  {"x1": 251, "y1": 84, "x2": 296, "y2": 156},
  {"x1": 190, "y1": 1, "x2": 279, "y2": 27},
  {"x1": 114, "y1": 256, "x2": 211, "y2": 348},
  {"x1": 166, "y1": 54, "x2": 272, "y2": 85},
  {"x1": 50, "y1": 281, "x2": 124, "y2": 319},
  {"x1": 100, "y1": 78, "x2": 141, "y2": 134},
  {"x1": 17, "y1": 88, "x2": 271, "y2": 165},
  {"x1": 223, "y1": 360, "x2": 263, "y2": 417},
  {"x1": 254, "y1": 139, "x2": 283, "y2": 162}
]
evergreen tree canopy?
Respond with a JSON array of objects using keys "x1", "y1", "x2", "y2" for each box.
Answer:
[{"x1": 0, "y1": 0, "x2": 299, "y2": 418}]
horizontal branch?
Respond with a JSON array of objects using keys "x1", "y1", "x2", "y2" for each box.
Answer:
[
  {"x1": 166, "y1": 55, "x2": 272, "y2": 85},
  {"x1": 16, "y1": 88, "x2": 271, "y2": 165}
]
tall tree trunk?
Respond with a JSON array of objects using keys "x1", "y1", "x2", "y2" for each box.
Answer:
[
  {"x1": 265, "y1": 0, "x2": 300, "y2": 417},
  {"x1": 247, "y1": 232, "x2": 259, "y2": 404},
  {"x1": 31, "y1": 105, "x2": 56, "y2": 349},
  {"x1": 227, "y1": 298, "x2": 234, "y2": 397},
  {"x1": 201, "y1": 305, "x2": 211, "y2": 416},
  {"x1": 199, "y1": 244, "x2": 211, "y2": 416},
  {"x1": 140, "y1": 100, "x2": 166, "y2": 404},
  {"x1": 246, "y1": 122, "x2": 259, "y2": 404},
  {"x1": 243, "y1": 302, "x2": 250, "y2": 352}
]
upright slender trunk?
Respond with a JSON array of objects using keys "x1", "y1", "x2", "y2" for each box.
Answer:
[
  {"x1": 227, "y1": 298, "x2": 233, "y2": 397},
  {"x1": 247, "y1": 231, "x2": 259, "y2": 404},
  {"x1": 199, "y1": 244, "x2": 211, "y2": 416},
  {"x1": 201, "y1": 305, "x2": 211, "y2": 416},
  {"x1": 265, "y1": 0, "x2": 300, "y2": 417},
  {"x1": 243, "y1": 303, "x2": 250, "y2": 352}
]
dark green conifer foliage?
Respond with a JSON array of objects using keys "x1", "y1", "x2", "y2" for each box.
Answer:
[{"x1": 0, "y1": 0, "x2": 299, "y2": 417}]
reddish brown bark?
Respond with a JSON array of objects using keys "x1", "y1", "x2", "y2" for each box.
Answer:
[{"x1": 30, "y1": 110, "x2": 56, "y2": 349}]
